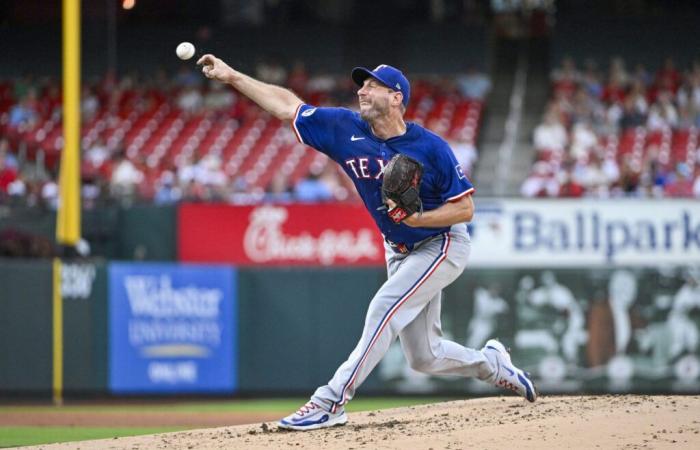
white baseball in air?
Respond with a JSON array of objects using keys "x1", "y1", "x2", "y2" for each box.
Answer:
[{"x1": 176, "y1": 42, "x2": 195, "y2": 60}]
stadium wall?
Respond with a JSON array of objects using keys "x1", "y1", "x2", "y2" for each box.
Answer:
[
  {"x1": 0, "y1": 200, "x2": 698, "y2": 396},
  {"x1": 0, "y1": 259, "x2": 698, "y2": 397}
]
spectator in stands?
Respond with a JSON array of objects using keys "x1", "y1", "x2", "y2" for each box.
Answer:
[
  {"x1": 569, "y1": 121, "x2": 597, "y2": 160},
  {"x1": 287, "y1": 60, "x2": 310, "y2": 96},
  {"x1": 41, "y1": 82, "x2": 62, "y2": 120},
  {"x1": 617, "y1": 154, "x2": 641, "y2": 196},
  {"x1": 609, "y1": 57, "x2": 630, "y2": 87},
  {"x1": 203, "y1": 80, "x2": 235, "y2": 111},
  {"x1": 319, "y1": 164, "x2": 349, "y2": 201},
  {"x1": 656, "y1": 57, "x2": 682, "y2": 94},
  {"x1": 693, "y1": 170, "x2": 700, "y2": 199},
  {"x1": 173, "y1": 66, "x2": 201, "y2": 87},
  {"x1": 449, "y1": 138, "x2": 479, "y2": 176},
  {"x1": 570, "y1": 86, "x2": 602, "y2": 126},
  {"x1": 631, "y1": 63, "x2": 652, "y2": 88},
  {"x1": 153, "y1": 170, "x2": 182, "y2": 205},
  {"x1": 533, "y1": 108, "x2": 568, "y2": 156},
  {"x1": 110, "y1": 151, "x2": 144, "y2": 200},
  {"x1": 647, "y1": 91, "x2": 678, "y2": 130},
  {"x1": 8, "y1": 91, "x2": 38, "y2": 129},
  {"x1": 677, "y1": 72, "x2": 700, "y2": 127},
  {"x1": 294, "y1": 166, "x2": 333, "y2": 202},
  {"x1": 456, "y1": 66, "x2": 492, "y2": 100},
  {"x1": 619, "y1": 96, "x2": 646, "y2": 130},
  {"x1": 177, "y1": 86, "x2": 203, "y2": 114},
  {"x1": 580, "y1": 59, "x2": 603, "y2": 99},
  {"x1": 81, "y1": 86, "x2": 100, "y2": 121},
  {"x1": 2, "y1": 178, "x2": 25, "y2": 205},
  {"x1": 41, "y1": 175, "x2": 59, "y2": 210},
  {"x1": 577, "y1": 152, "x2": 613, "y2": 197},
  {"x1": 255, "y1": 56, "x2": 287, "y2": 85},
  {"x1": 197, "y1": 155, "x2": 228, "y2": 201},
  {"x1": 265, "y1": 172, "x2": 293, "y2": 203},
  {"x1": 306, "y1": 72, "x2": 338, "y2": 99},
  {"x1": 551, "y1": 56, "x2": 580, "y2": 99},
  {"x1": 664, "y1": 163, "x2": 695, "y2": 197},
  {"x1": 84, "y1": 137, "x2": 110, "y2": 169},
  {"x1": 521, "y1": 161, "x2": 558, "y2": 197},
  {"x1": 177, "y1": 154, "x2": 228, "y2": 201},
  {"x1": 627, "y1": 80, "x2": 649, "y2": 115},
  {"x1": 557, "y1": 160, "x2": 585, "y2": 198},
  {"x1": 601, "y1": 154, "x2": 621, "y2": 188},
  {"x1": 81, "y1": 173, "x2": 101, "y2": 210},
  {"x1": 602, "y1": 58, "x2": 628, "y2": 105},
  {"x1": 0, "y1": 147, "x2": 18, "y2": 200},
  {"x1": 641, "y1": 156, "x2": 669, "y2": 198}
]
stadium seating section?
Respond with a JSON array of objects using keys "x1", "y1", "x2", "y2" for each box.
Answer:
[
  {"x1": 524, "y1": 57, "x2": 700, "y2": 198},
  {"x1": 0, "y1": 77, "x2": 484, "y2": 203}
]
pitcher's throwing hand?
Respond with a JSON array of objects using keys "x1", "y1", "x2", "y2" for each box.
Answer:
[{"x1": 197, "y1": 54, "x2": 235, "y2": 83}]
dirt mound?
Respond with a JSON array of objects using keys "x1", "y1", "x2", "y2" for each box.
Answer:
[{"x1": 28, "y1": 395, "x2": 700, "y2": 449}]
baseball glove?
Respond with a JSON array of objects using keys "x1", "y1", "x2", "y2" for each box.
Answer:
[{"x1": 382, "y1": 154, "x2": 423, "y2": 224}]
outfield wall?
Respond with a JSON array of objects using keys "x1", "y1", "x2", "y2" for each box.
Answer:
[{"x1": 0, "y1": 260, "x2": 698, "y2": 397}]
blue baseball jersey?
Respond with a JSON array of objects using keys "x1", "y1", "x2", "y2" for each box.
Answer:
[{"x1": 292, "y1": 104, "x2": 474, "y2": 247}]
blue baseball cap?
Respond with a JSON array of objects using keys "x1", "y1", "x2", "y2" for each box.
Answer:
[{"x1": 351, "y1": 64, "x2": 411, "y2": 108}]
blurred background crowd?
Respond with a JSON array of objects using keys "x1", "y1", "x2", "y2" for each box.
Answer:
[
  {"x1": 522, "y1": 55, "x2": 700, "y2": 198},
  {"x1": 0, "y1": 65, "x2": 487, "y2": 209},
  {"x1": 1, "y1": 0, "x2": 699, "y2": 211}
]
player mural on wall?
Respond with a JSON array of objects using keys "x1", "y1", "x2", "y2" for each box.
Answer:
[{"x1": 197, "y1": 54, "x2": 537, "y2": 430}]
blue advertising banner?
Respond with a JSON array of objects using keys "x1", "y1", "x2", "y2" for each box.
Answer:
[{"x1": 109, "y1": 263, "x2": 236, "y2": 393}]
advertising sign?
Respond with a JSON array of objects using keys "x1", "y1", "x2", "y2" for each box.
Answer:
[
  {"x1": 178, "y1": 200, "x2": 699, "y2": 267},
  {"x1": 470, "y1": 199, "x2": 700, "y2": 267},
  {"x1": 179, "y1": 203, "x2": 384, "y2": 266},
  {"x1": 377, "y1": 265, "x2": 700, "y2": 394},
  {"x1": 109, "y1": 263, "x2": 236, "y2": 393}
]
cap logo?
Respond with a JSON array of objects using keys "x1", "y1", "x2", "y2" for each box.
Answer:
[
  {"x1": 395, "y1": 83, "x2": 401, "y2": 90},
  {"x1": 374, "y1": 64, "x2": 388, "y2": 71}
]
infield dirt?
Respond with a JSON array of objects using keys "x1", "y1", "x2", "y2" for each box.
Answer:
[{"x1": 24, "y1": 395, "x2": 700, "y2": 449}]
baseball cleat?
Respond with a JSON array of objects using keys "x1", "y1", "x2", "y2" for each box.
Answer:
[
  {"x1": 483, "y1": 339, "x2": 537, "y2": 402},
  {"x1": 278, "y1": 401, "x2": 348, "y2": 431}
]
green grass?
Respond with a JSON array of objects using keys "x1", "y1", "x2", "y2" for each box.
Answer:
[
  {"x1": 0, "y1": 397, "x2": 455, "y2": 414},
  {"x1": 0, "y1": 397, "x2": 456, "y2": 447},
  {"x1": 0, "y1": 426, "x2": 183, "y2": 448}
]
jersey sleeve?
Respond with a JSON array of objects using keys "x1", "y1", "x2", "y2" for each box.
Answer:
[
  {"x1": 291, "y1": 104, "x2": 351, "y2": 159},
  {"x1": 434, "y1": 141, "x2": 475, "y2": 202}
]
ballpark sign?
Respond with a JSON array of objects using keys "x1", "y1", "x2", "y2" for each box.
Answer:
[
  {"x1": 470, "y1": 199, "x2": 700, "y2": 267},
  {"x1": 179, "y1": 203, "x2": 384, "y2": 266},
  {"x1": 109, "y1": 263, "x2": 237, "y2": 393}
]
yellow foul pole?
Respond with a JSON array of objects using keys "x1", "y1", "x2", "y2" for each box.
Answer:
[
  {"x1": 57, "y1": 0, "x2": 81, "y2": 245},
  {"x1": 54, "y1": 0, "x2": 81, "y2": 405}
]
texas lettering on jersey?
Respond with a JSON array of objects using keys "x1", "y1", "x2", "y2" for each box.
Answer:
[
  {"x1": 344, "y1": 157, "x2": 387, "y2": 180},
  {"x1": 292, "y1": 104, "x2": 475, "y2": 246}
]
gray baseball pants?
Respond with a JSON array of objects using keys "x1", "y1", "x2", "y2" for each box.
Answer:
[{"x1": 311, "y1": 224, "x2": 493, "y2": 413}]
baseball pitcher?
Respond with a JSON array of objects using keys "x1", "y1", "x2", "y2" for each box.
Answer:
[{"x1": 198, "y1": 55, "x2": 537, "y2": 430}]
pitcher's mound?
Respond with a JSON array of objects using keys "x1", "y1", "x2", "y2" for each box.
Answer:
[{"x1": 28, "y1": 395, "x2": 700, "y2": 449}]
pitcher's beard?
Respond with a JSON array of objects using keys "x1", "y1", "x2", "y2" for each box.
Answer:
[{"x1": 360, "y1": 104, "x2": 388, "y2": 122}]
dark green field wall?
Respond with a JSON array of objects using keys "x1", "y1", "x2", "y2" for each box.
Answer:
[
  {"x1": 2, "y1": 259, "x2": 699, "y2": 396},
  {"x1": 236, "y1": 268, "x2": 387, "y2": 393},
  {"x1": 0, "y1": 261, "x2": 390, "y2": 395},
  {"x1": 62, "y1": 262, "x2": 109, "y2": 393},
  {"x1": 0, "y1": 259, "x2": 53, "y2": 392},
  {"x1": 0, "y1": 205, "x2": 176, "y2": 261},
  {"x1": 0, "y1": 260, "x2": 109, "y2": 395}
]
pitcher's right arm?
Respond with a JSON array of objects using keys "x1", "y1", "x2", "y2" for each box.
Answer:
[{"x1": 197, "y1": 54, "x2": 303, "y2": 121}]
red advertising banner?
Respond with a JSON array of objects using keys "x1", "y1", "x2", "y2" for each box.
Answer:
[{"x1": 178, "y1": 203, "x2": 386, "y2": 266}]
